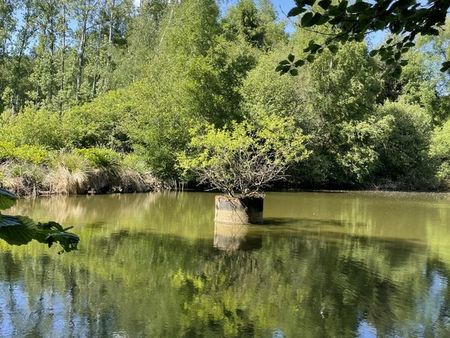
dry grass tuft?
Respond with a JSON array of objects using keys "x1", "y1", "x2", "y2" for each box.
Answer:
[{"x1": 0, "y1": 163, "x2": 164, "y2": 197}]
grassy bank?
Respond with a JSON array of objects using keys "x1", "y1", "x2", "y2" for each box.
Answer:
[{"x1": 0, "y1": 143, "x2": 166, "y2": 196}]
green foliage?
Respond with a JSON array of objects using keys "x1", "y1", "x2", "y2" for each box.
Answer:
[
  {"x1": 0, "y1": 188, "x2": 79, "y2": 252},
  {"x1": 434, "y1": 162, "x2": 450, "y2": 189},
  {"x1": 241, "y1": 49, "x2": 303, "y2": 119},
  {"x1": 3, "y1": 162, "x2": 47, "y2": 185},
  {"x1": 75, "y1": 148, "x2": 121, "y2": 168},
  {"x1": 52, "y1": 150, "x2": 89, "y2": 173},
  {"x1": 242, "y1": 39, "x2": 388, "y2": 187},
  {"x1": 333, "y1": 116, "x2": 394, "y2": 184},
  {"x1": 112, "y1": 0, "x2": 169, "y2": 87},
  {"x1": 374, "y1": 101, "x2": 435, "y2": 189},
  {"x1": 0, "y1": 141, "x2": 50, "y2": 165},
  {"x1": 122, "y1": 153, "x2": 150, "y2": 175},
  {"x1": 430, "y1": 120, "x2": 450, "y2": 188},
  {"x1": 0, "y1": 0, "x2": 448, "y2": 193},
  {"x1": 222, "y1": 0, "x2": 287, "y2": 50},
  {"x1": 62, "y1": 88, "x2": 135, "y2": 151},
  {"x1": 179, "y1": 115, "x2": 309, "y2": 197},
  {"x1": 0, "y1": 0, "x2": 136, "y2": 114},
  {"x1": 305, "y1": 42, "x2": 383, "y2": 121},
  {"x1": 128, "y1": 0, "x2": 252, "y2": 180},
  {"x1": 0, "y1": 108, "x2": 66, "y2": 149},
  {"x1": 395, "y1": 21, "x2": 450, "y2": 125},
  {"x1": 280, "y1": 1, "x2": 450, "y2": 77},
  {"x1": 430, "y1": 120, "x2": 450, "y2": 160}
]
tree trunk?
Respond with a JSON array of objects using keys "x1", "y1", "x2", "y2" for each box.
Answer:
[
  {"x1": 59, "y1": 3, "x2": 66, "y2": 112},
  {"x1": 76, "y1": 14, "x2": 88, "y2": 102}
]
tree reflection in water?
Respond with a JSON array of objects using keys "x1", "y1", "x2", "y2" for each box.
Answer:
[{"x1": 0, "y1": 192, "x2": 449, "y2": 337}]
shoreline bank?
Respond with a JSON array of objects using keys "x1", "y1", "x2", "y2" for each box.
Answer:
[{"x1": 5, "y1": 185, "x2": 450, "y2": 199}]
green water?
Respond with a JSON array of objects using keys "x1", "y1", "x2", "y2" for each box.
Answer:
[{"x1": 2, "y1": 191, "x2": 450, "y2": 337}]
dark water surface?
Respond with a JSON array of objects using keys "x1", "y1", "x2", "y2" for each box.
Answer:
[{"x1": 2, "y1": 191, "x2": 450, "y2": 337}]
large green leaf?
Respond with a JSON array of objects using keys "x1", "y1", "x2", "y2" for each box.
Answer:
[
  {"x1": 0, "y1": 188, "x2": 16, "y2": 210},
  {"x1": 0, "y1": 214, "x2": 79, "y2": 253},
  {"x1": 0, "y1": 188, "x2": 78, "y2": 252},
  {"x1": 45, "y1": 232, "x2": 79, "y2": 253},
  {"x1": 0, "y1": 215, "x2": 35, "y2": 245}
]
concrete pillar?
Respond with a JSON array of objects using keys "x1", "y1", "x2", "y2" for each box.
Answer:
[{"x1": 214, "y1": 195, "x2": 264, "y2": 224}]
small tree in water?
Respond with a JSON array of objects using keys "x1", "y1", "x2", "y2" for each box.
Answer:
[{"x1": 179, "y1": 114, "x2": 310, "y2": 197}]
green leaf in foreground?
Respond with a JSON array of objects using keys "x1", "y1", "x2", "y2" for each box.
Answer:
[
  {"x1": 0, "y1": 189, "x2": 79, "y2": 253},
  {"x1": 0, "y1": 215, "x2": 79, "y2": 253},
  {"x1": 0, "y1": 188, "x2": 17, "y2": 210}
]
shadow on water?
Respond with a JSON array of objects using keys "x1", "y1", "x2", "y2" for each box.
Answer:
[
  {"x1": 263, "y1": 217, "x2": 366, "y2": 228},
  {"x1": 256, "y1": 218, "x2": 427, "y2": 252}
]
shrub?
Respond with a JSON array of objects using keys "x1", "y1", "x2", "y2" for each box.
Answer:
[
  {"x1": 430, "y1": 119, "x2": 450, "y2": 160},
  {"x1": 52, "y1": 151, "x2": 89, "y2": 173},
  {"x1": 61, "y1": 89, "x2": 135, "y2": 151},
  {"x1": 0, "y1": 141, "x2": 50, "y2": 165},
  {"x1": 0, "y1": 162, "x2": 47, "y2": 196},
  {"x1": 75, "y1": 148, "x2": 121, "y2": 168},
  {"x1": 374, "y1": 101, "x2": 435, "y2": 189},
  {"x1": 0, "y1": 108, "x2": 66, "y2": 149},
  {"x1": 435, "y1": 162, "x2": 450, "y2": 188},
  {"x1": 333, "y1": 115, "x2": 394, "y2": 184},
  {"x1": 122, "y1": 153, "x2": 149, "y2": 174},
  {"x1": 178, "y1": 114, "x2": 310, "y2": 197},
  {"x1": 430, "y1": 120, "x2": 450, "y2": 188}
]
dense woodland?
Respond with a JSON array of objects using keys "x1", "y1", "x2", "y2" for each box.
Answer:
[{"x1": 0, "y1": 0, "x2": 449, "y2": 195}]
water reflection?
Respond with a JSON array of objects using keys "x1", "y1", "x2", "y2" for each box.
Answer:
[
  {"x1": 213, "y1": 222, "x2": 262, "y2": 252},
  {"x1": 0, "y1": 192, "x2": 449, "y2": 337}
]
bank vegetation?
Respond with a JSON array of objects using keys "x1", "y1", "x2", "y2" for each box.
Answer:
[{"x1": 0, "y1": 0, "x2": 449, "y2": 195}]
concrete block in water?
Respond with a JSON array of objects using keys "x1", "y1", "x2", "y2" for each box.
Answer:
[{"x1": 214, "y1": 195, "x2": 263, "y2": 224}]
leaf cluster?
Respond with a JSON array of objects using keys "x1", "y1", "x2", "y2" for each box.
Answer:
[
  {"x1": 278, "y1": 0, "x2": 450, "y2": 76},
  {"x1": 0, "y1": 188, "x2": 79, "y2": 253}
]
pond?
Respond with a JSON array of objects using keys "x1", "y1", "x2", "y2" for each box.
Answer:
[{"x1": 1, "y1": 191, "x2": 450, "y2": 337}]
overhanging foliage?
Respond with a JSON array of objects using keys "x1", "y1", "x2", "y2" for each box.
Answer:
[
  {"x1": 278, "y1": 0, "x2": 450, "y2": 76},
  {"x1": 0, "y1": 188, "x2": 79, "y2": 253}
]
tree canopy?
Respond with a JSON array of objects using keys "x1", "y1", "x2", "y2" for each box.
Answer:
[
  {"x1": 178, "y1": 114, "x2": 309, "y2": 197},
  {"x1": 0, "y1": 0, "x2": 450, "y2": 194}
]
